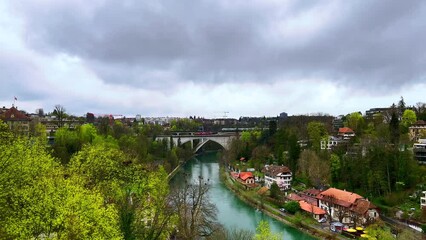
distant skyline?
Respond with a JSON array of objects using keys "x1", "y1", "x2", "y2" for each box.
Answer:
[{"x1": 1, "y1": 1, "x2": 425, "y2": 118}]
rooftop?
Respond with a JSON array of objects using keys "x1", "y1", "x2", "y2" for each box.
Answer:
[
  {"x1": 339, "y1": 127, "x2": 354, "y2": 134},
  {"x1": 318, "y1": 188, "x2": 363, "y2": 205},
  {"x1": 239, "y1": 172, "x2": 253, "y2": 181},
  {"x1": 262, "y1": 165, "x2": 291, "y2": 176},
  {"x1": 299, "y1": 201, "x2": 326, "y2": 215},
  {"x1": 0, "y1": 107, "x2": 30, "y2": 121}
]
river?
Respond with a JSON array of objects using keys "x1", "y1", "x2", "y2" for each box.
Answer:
[{"x1": 170, "y1": 152, "x2": 315, "y2": 240}]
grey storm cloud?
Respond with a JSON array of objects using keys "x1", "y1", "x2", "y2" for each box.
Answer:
[
  {"x1": 12, "y1": 0, "x2": 426, "y2": 92},
  {"x1": 0, "y1": 54, "x2": 45, "y2": 101}
]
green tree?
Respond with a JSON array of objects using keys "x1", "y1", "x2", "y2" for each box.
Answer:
[
  {"x1": 170, "y1": 119, "x2": 201, "y2": 131},
  {"x1": 270, "y1": 182, "x2": 281, "y2": 199},
  {"x1": 287, "y1": 133, "x2": 300, "y2": 176},
  {"x1": 398, "y1": 96, "x2": 406, "y2": 117},
  {"x1": 53, "y1": 127, "x2": 81, "y2": 165},
  {"x1": 0, "y1": 138, "x2": 122, "y2": 239},
  {"x1": 330, "y1": 154, "x2": 341, "y2": 184},
  {"x1": 345, "y1": 112, "x2": 365, "y2": 134},
  {"x1": 401, "y1": 109, "x2": 417, "y2": 133},
  {"x1": 69, "y1": 143, "x2": 124, "y2": 192},
  {"x1": 132, "y1": 167, "x2": 177, "y2": 240},
  {"x1": 0, "y1": 119, "x2": 12, "y2": 142},
  {"x1": 254, "y1": 220, "x2": 281, "y2": 240},
  {"x1": 269, "y1": 120, "x2": 277, "y2": 137},
  {"x1": 365, "y1": 222, "x2": 394, "y2": 240},
  {"x1": 32, "y1": 122, "x2": 47, "y2": 140},
  {"x1": 389, "y1": 111, "x2": 400, "y2": 145},
  {"x1": 79, "y1": 123, "x2": 98, "y2": 144},
  {"x1": 307, "y1": 121, "x2": 327, "y2": 152},
  {"x1": 283, "y1": 201, "x2": 301, "y2": 214},
  {"x1": 69, "y1": 143, "x2": 176, "y2": 240}
]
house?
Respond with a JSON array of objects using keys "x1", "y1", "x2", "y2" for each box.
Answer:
[
  {"x1": 300, "y1": 189, "x2": 321, "y2": 206},
  {"x1": 299, "y1": 200, "x2": 327, "y2": 220},
  {"x1": 317, "y1": 188, "x2": 379, "y2": 226},
  {"x1": 409, "y1": 120, "x2": 426, "y2": 141},
  {"x1": 365, "y1": 107, "x2": 392, "y2": 120},
  {"x1": 321, "y1": 136, "x2": 343, "y2": 150},
  {"x1": 0, "y1": 106, "x2": 31, "y2": 135},
  {"x1": 261, "y1": 165, "x2": 292, "y2": 191},
  {"x1": 413, "y1": 139, "x2": 426, "y2": 164},
  {"x1": 421, "y1": 191, "x2": 426, "y2": 208},
  {"x1": 338, "y1": 127, "x2": 355, "y2": 139},
  {"x1": 238, "y1": 172, "x2": 255, "y2": 184}
]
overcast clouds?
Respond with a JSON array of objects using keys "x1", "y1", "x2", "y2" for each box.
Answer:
[{"x1": 1, "y1": 0, "x2": 425, "y2": 118}]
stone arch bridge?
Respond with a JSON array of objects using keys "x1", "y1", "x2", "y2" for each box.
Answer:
[{"x1": 155, "y1": 133, "x2": 238, "y2": 152}]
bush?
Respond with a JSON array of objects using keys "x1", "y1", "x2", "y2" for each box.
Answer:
[{"x1": 284, "y1": 201, "x2": 301, "y2": 214}]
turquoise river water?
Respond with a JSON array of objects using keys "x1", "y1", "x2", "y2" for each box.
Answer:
[{"x1": 170, "y1": 152, "x2": 315, "y2": 240}]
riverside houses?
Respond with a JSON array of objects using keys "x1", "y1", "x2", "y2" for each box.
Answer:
[
  {"x1": 261, "y1": 165, "x2": 292, "y2": 191},
  {"x1": 317, "y1": 188, "x2": 379, "y2": 226}
]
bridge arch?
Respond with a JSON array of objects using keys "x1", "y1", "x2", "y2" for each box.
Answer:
[
  {"x1": 194, "y1": 139, "x2": 226, "y2": 153},
  {"x1": 155, "y1": 133, "x2": 238, "y2": 153}
]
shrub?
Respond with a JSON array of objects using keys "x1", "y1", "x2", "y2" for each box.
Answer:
[{"x1": 284, "y1": 201, "x2": 301, "y2": 214}]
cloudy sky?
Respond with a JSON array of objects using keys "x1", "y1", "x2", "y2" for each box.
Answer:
[{"x1": 1, "y1": 0, "x2": 425, "y2": 118}]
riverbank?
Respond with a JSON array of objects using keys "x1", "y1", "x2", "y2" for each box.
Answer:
[{"x1": 219, "y1": 166, "x2": 345, "y2": 240}]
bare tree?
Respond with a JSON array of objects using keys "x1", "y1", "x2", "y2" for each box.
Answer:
[
  {"x1": 53, "y1": 105, "x2": 67, "y2": 128},
  {"x1": 348, "y1": 211, "x2": 361, "y2": 228},
  {"x1": 170, "y1": 175, "x2": 220, "y2": 240},
  {"x1": 335, "y1": 205, "x2": 349, "y2": 223},
  {"x1": 321, "y1": 194, "x2": 346, "y2": 223}
]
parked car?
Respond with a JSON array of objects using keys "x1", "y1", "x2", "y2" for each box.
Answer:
[
  {"x1": 318, "y1": 217, "x2": 327, "y2": 223},
  {"x1": 279, "y1": 208, "x2": 286, "y2": 213}
]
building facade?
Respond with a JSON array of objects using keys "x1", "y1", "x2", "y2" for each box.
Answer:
[
  {"x1": 262, "y1": 165, "x2": 292, "y2": 191},
  {"x1": 0, "y1": 106, "x2": 31, "y2": 135},
  {"x1": 317, "y1": 188, "x2": 379, "y2": 226},
  {"x1": 413, "y1": 139, "x2": 426, "y2": 164}
]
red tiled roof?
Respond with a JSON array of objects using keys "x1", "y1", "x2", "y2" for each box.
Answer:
[
  {"x1": 287, "y1": 194, "x2": 303, "y2": 202},
  {"x1": 299, "y1": 201, "x2": 326, "y2": 215},
  {"x1": 302, "y1": 189, "x2": 321, "y2": 197},
  {"x1": 339, "y1": 127, "x2": 354, "y2": 134},
  {"x1": 351, "y1": 199, "x2": 377, "y2": 215},
  {"x1": 318, "y1": 188, "x2": 363, "y2": 205},
  {"x1": 239, "y1": 172, "x2": 253, "y2": 181},
  {"x1": 261, "y1": 165, "x2": 291, "y2": 176},
  {"x1": 0, "y1": 107, "x2": 30, "y2": 121}
]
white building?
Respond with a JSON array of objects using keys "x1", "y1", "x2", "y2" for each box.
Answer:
[
  {"x1": 421, "y1": 191, "x2": 426, "y2": 208},
  {"x1": 414, "y1": 139, "x2": 426, "y2": 164},
  {"x1": 321, "y1": 136, "x2": 343, "y2": 150},
  {"x1": 261, "y1": 165, "x2": 292, "y2": 191}
]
